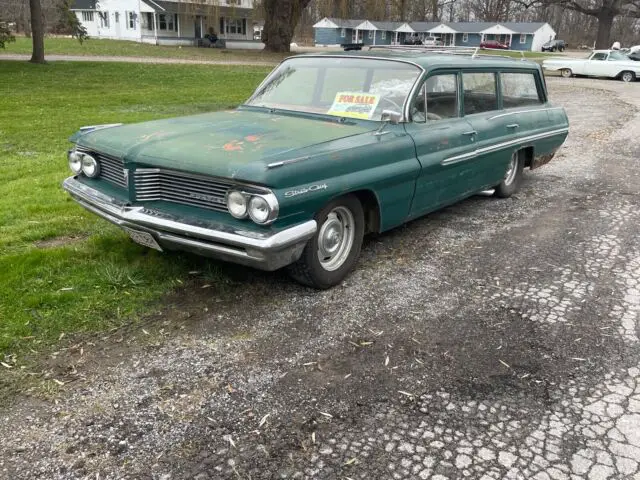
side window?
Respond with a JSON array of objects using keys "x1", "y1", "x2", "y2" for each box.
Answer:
[
  {"x1": 591, "y1": 53, "x2": 607, "y2": 61},
  {"x1": 411, "y1": 74, "x2": 458, "y2": 123},
  {"x1": 463, "y1": 72, "x2": 498, "y2": 115},
  {"x1": 500, "y1": 72, "x2": 542, "y2": 108}
]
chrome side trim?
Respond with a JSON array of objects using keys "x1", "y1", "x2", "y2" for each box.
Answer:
[
  {"x1": 488, "y1": 107, "x2": 565, "y2": 120},
  {"x1": 267, "y1": 155, "x2": 311, "y2": 169},
  {"x1": 441, "y1": 128, "x2": 569, "y2": 166},
  {"x1": 79, "y1": 123, "x2": 123, "y2": 134}
]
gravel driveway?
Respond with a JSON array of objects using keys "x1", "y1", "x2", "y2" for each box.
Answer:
[{"x1": 1, "y1": 78, "x2": 640, "y2": 480}]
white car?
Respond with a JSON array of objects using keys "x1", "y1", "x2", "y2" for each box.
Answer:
[{"x1": 542, "y1": 49, "x2": 640, "y2": 83}]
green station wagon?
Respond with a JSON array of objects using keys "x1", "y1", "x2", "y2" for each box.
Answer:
[{"x1": 63, "y1": 48, "x2": 569, "y2": 289}]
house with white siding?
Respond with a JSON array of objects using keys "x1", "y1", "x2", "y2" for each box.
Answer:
[
  {"x1": 312, "y1": 18, "x2": 556, "y2": 52},
  {"x1": 71, "y1": 0, "x2": 259, "y2": 47}
]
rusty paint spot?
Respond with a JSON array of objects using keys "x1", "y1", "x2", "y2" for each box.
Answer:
[
  {"x1": 139, "y1": 131, "x2": 170, "y2": 141},
  {"x1": 223, "y1": 141, "x2": 243, "y2": 152},
  {"x1": 245, "y1": 135, "x2": 261, "y2": 142}
]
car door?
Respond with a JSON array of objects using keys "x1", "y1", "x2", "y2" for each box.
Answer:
[
  {"x1": 403, "y1": 71, "x2": 478, "y2": 217},
  {"x1": 459, "y1": 70, "x2": 513, "y2": 189},
  {"x1": 585, "y1": 52, "x2": 609, "y2": 76}
]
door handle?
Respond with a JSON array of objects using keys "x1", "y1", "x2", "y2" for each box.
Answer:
[
  {"x1": 462, "y1": 130, "x2": 477, "y2": 136},
  {"x1": 507, "y1": 123, "x2": 520, "y2": 129}
]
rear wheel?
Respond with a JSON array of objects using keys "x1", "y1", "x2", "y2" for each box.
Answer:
[
  {"x1": 494, "y1": 151, "x2": 524, "y2": 198},
  {"x1": 560, "y1": 68, "x2": 572, "y2": 78},
  {"x1": 620, "y1": 71, "x2": 636, "y2": 83},
  {"x1": 288, "y1": 195, "x2": 365, "y2": 289}
]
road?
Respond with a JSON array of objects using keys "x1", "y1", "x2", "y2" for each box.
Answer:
[
  {"x1": 1, "y1": 77, "x2": 639, "y2": 480},
  {"x1": 0, "y1": 53, "x2": 278, "y2": 66}
]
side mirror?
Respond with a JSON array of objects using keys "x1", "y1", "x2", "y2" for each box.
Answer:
[{"x1": 380, "y1": 110, "x2": 402, "y2": 124}]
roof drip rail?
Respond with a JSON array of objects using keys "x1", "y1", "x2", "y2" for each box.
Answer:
[{"x1": 367, "y1": 44, "x2": 528, "y2": 61}]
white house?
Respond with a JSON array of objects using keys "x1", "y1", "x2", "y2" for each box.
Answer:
[{"x1": 71, "y1": 0, "x2": 260, "y2": 47}]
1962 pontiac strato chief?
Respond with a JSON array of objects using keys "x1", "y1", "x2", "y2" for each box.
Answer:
[{"x1": 63, "y1": 49, "x2": 569, "y2": 288}]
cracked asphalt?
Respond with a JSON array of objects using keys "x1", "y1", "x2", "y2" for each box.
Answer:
[{"x1": 1, "y1": 77, "x2": 639, "y2": 480}]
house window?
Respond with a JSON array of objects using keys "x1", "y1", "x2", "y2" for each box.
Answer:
[
  {"x1": 81, "y1": 11, "x2": 94, "y2": 22},
  {"x1": 462, "y1": 33, "x2": 468, "y2": 42},
  {"x1": 368, "y1": 30, "x2": 373, "y2": 39},
  {"x1": 520, "y1": 34, "x2": 526, "y2": 44},
  {"x1": 340, "y1": 28, "x2": 346, "y2": 38},
  {"x1": 115, "y1": 12, "x2": 119, "y2": 24},
  {"x1": 158, "y1": 13, "x2": 177, "y2": 31},
  {"x1": 99, "y1": 11, "x2": 109, "y2": 28},
  {"x1": 142, "y1": 12, "x2": 153, "y2": 29},
  {"x1": 381, "y1": 30, "x2": 386, "y2": 39},
  {"x1": 127, "y1": 12, "x2": 136, "y2": 29},
  {"x1": 225, "y1": 18, "x2": 246, "y2": 35}
]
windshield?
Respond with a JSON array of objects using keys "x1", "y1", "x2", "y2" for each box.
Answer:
[{"x1": 245, "y1": 57, "x2": 422, "y2": 121}]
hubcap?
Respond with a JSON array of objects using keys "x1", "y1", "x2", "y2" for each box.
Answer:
[
  {"x1": 623, "y1": 73, "x2": 633, "y2": 82},
  {"x1": 503, "y1": 153, "x2": 518, "y2": 185},
  {"x1": 317, "y1": 206, "x2": 355, "y2": 272}
]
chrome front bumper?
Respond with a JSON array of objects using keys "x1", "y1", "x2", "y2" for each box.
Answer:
[{"x1": 62, "y1": 177, "x2": 317, "y2": 271}]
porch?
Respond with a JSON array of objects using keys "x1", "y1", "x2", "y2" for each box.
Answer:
[{"x1": 139, "y1": 0, "x2": 255, "y2": 46}]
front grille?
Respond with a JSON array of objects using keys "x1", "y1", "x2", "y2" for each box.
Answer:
[
  {"x1": 133, "y1": 168, "x2": 232, "y2": 213},
  {"x1": 76, "y1": 147, "x2": 127, "y2": 188},
  {"x1": 96, "y1": 152, "x2": 127, "y2": 188}
]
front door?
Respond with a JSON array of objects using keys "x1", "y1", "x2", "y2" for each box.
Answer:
[
  {"x1": 351, "y1": 30, "x2": 363, "y2": 43},
  {"x1": 404, "y1": 72, "x2": 478, "y2": 217},
  {"x1": 194, "y1": 16, "x2": 202, "y2": 39}
]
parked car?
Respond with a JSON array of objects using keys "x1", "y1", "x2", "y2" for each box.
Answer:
[
  {"x1": 63, "y1": 52, "x2": 569, "y2": 288},
  {"x1": 403, "y1": 35, "x2": 423, "y2": 45},
  {"x1": 480, "y1": 39, "x2": 509, "y2": 49},
  {"x1": 627, "y1": 51, "x2": 640, "y2": 61},
  {"x1": 542, "y1": 49, "x2": 640, "y2": 82},
  {"x1": 541, "y1": 39, "x2": 566, "y2": 52},
  {"x1": 422, "y1": 36, "x2": 443, "y2": 46}
]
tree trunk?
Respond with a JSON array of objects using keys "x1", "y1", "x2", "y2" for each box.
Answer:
[
  {"x1": 595, "y1": 9, "x2": 614, "y2": 49},
  {"x1": 29, "y1": 0, "x2": 45, "y2": 63},
  {"x1": 262, "y1": 0, "x2": 311, "y2": 53},
  {"x1": 430, "y1": 0, "x2": 439, "y2": 21}
]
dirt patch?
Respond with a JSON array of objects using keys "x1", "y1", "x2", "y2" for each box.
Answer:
[{"x1": 34, "y1": 234, "x2": 88, "y2": 249}]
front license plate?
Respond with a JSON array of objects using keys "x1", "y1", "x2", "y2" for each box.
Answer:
[{"x1": 122, "y1": 227, "x2": 163, "y2": 252}]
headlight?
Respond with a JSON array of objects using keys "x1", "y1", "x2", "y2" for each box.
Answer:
[
  {"x1": 248, "y1": 194, "x2": 279, "y2": 225},
  {"x1": 227, "y1": 190, "x2": 248, "y2": 219},
  {"x1": 81, "y1": 154, "x2": 100, "y2": 178},
  {"x1": 68, "y1": 150, "x2": 82, "y2": 174}
]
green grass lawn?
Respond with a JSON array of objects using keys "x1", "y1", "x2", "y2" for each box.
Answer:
[
  {"x1": 3, "y1": 36, "x2": 288, "y2": 63},
  {"x1": 0, "y1": 61, "x2": 271, "y2": 364}
]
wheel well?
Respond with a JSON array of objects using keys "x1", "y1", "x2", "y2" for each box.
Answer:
[
  {"x1": 351, "y1": 190, "x2": 381, "y2": 234},
  {"x1": 618, "y1": 70, "x2": 634, "y2": 78},
  {"x1": 519, "y1": 146, "x2": 534, "y2": 169}
]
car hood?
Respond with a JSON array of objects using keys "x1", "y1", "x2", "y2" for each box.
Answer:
[{"x1": 73, "y1": 109, "x2": 375, "y2": 182}]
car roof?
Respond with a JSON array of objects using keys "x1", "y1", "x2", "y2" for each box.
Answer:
[{"x1": 293, "y1": 50, "x2": 540, "y2": 70}]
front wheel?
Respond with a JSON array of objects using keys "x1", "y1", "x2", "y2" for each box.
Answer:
[
  {"x1": 494, "y1": 151, "x2": 524, "y2": 198},
  {"x1": 560, "y1": 68, "x2": 572, "y2": 78},
  {"x1": 288, "y1": 195, "x2": 365, "y2": 289},
  {"x1": 620, "y1": 71, "x2": 636, "y2": 83}
]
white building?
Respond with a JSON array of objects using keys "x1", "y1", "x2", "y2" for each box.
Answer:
[{"x1": 71, "y1": 0, "x2": 260, "y2": 47}]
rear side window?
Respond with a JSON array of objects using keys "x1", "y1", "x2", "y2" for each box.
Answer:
[
  {"x1": 501, "y1": 72, "x2": 542, "y2": 108},
  {"x1": 463, "y1": 72, "x2": 497, "y2": 115}
]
